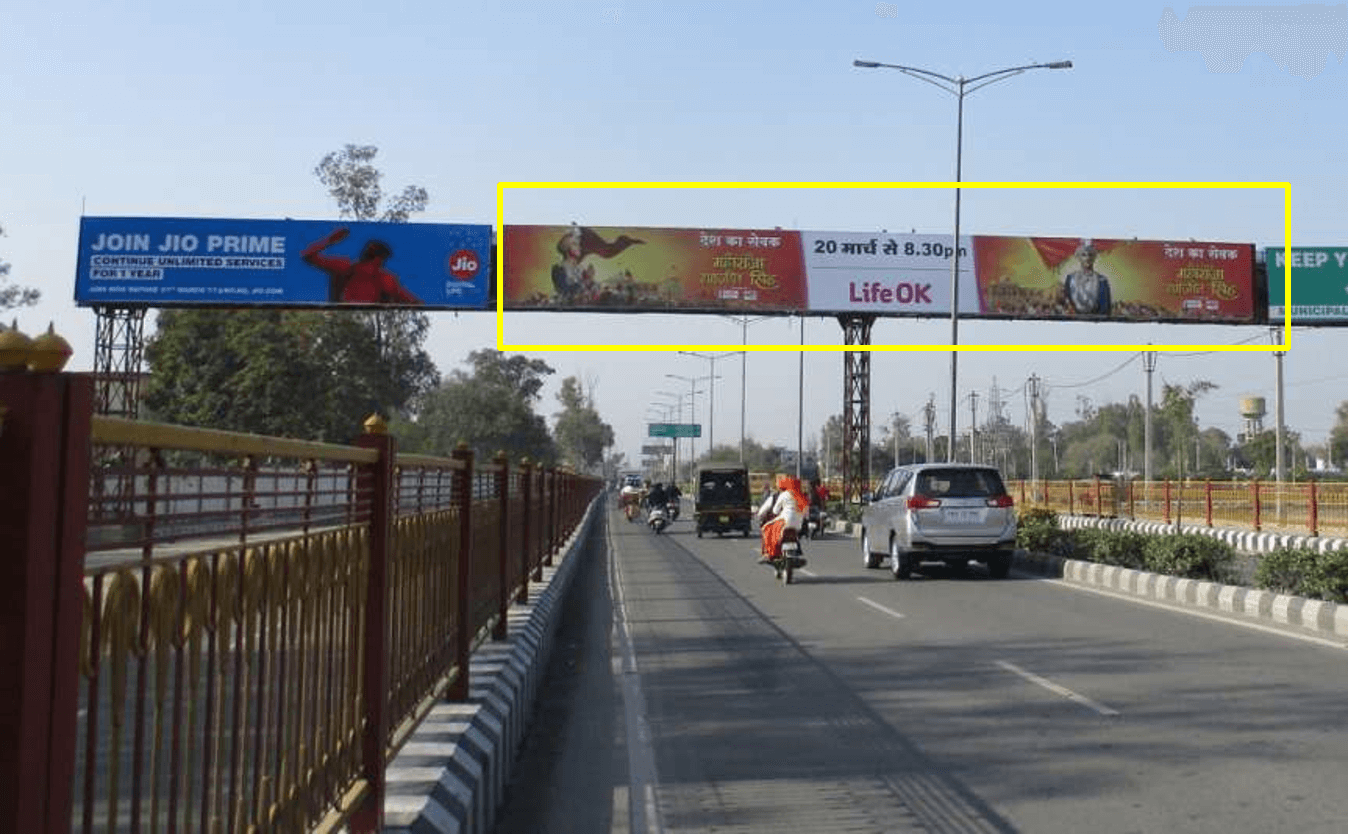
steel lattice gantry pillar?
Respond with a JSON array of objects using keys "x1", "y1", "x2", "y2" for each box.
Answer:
[
  {"x1": 92, "y1": 306, "x2": 147, "y2": 521},
  {"x1": 93, "y1": 306, "x2": 147, "y2": 418},
  {"x1": 839, "y1": 315, "x2": 875, "y2": 505}
]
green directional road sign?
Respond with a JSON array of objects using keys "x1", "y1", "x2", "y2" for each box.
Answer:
[
  {"x1": 1267, "y1": 246, "x2": 1348, "y2": 323},
  {"x1": 648, "y1": 423, "x2": 702, "y2": 438}
]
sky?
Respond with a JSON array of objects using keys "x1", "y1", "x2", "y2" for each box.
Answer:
[{"x1": 3, "y1": 0, "x2": 1346, "y2": 472}]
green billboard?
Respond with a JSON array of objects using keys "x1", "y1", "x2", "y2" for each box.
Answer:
[
  {"x1": 1266, "y1": 247, "x2": 1348, "y2": 323},
  {"x1": 648, "y1": 423, "x2": 701, "y2": 438}
]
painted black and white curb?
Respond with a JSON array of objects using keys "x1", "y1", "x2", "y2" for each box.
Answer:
[
  {"x1": 1056, "y1": 513, "x2": 1348, "y2": 556},
  {"x1": 380, "y1": 496, "x2": 602, "y2": 834}
]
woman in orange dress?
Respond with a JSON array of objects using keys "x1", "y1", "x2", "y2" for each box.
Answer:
[{"x1": 757, "y1": 474, "x2": 807, "y2": 561}]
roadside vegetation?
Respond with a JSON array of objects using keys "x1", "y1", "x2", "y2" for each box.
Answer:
[{"x1": 1016, "y1": 507, "x2": 1348, "y2": 603}]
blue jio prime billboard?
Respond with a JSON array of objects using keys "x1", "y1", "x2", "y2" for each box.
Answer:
[{"x1": 74, "y1": 216, "x2": 493, "y2": 309}]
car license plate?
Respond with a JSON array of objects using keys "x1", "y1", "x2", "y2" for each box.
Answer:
[
  {"x1": 943, "y1": 508, "x2": 981, "y2": 524},
  {"x1": 719, "y1": 515, "x2": 729, "y2": 523}
]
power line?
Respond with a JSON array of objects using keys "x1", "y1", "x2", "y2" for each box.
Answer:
[
  {"x1": 1161, "y1": 332, "x2": 1268, "y2": 359},
  {"x1": 1044, "y1": 352, "x2": 1141, "y2": 390}
]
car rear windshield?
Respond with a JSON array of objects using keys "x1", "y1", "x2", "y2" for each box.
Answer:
[{"x1": 914, "y1": 469, "x2": 1006, "y2": 499}]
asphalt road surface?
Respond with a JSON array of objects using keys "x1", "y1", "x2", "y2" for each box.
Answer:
[{"x1": 493, "y1": 500, "x2": 1348, "y2": 833}]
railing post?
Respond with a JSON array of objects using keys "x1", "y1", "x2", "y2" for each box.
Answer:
[
  {"x1": 1068, "y1": 480, "x2": 1075, "y2": 516},
  {"x1": 1019, "y1": 479, "x2": 1026, "y2": 505},
  {"x1": 1252, "y1": 479, "x2": 1262, "y2": 532},
  {"x1": 1094, "y1": 475, "x2": 1103, "y2": 517},
  {"x1": 1310, "y1": 478, "x2": 1319, "y2": 537},
  {"x1": 449, "y1": 443, "x2": 474, "y2": 701},
  {"x1": 494, "y1": 452, "x2": 509, "y2": 641},
  {"x1": 519, "y1": 459, "x2": 534, "y2": 598},
  {"x1": 545, "y1": 468, "x2": 557, "y2": 567},
  {"x1": 350, "y1": 415, "x2": 396, "y2": 834},
  {"x1": 1164, "y1": 480, "x2": 1172, "y2": 525},
  {"x1": 0, "y1": 370, "x2": 92, "y2": 834},
  {"x1": 1205, "y1": 478, "x2": 1213, "y2": 527}
]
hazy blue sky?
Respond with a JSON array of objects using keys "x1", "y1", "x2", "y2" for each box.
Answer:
[{"x1": 3, "y1": 1, "x2": 1344, "y2": 469}]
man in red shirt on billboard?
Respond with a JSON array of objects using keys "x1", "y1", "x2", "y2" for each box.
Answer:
[{"x1": 302, "y1": 226, "x2": 423, "y2": 305}]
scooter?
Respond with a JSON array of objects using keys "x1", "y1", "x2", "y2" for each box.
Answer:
[
  {"x1": 624, "y1": 499, "x2": 640, "y2": 522},
  {"x1": 648, "y1": 504, "x2": 669, "y2": 534},
  {"x1": 666, "y1": 499, "x2": 681, "y2": 522}
]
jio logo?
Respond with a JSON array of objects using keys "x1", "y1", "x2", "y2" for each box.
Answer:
[{"x1": 447, "y1": 249, "x2": 480, "y2": 280}]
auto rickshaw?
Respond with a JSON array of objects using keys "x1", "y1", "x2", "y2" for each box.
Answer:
[{"x1": 694, "y1": 464, "x2": 754, "y2": 538}]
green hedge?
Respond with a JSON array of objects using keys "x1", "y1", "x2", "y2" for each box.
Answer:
[
  {"x1": 1073, "y1": 528, "x2": 1149, "y2": 570},
  {"x1": 1017, "y1": 510, "x2": 1348, "y2": 601},
  {"x1": 1144, "y1": 533, "x2": 1237, "y2": 583},
  {"x1": 1017, "y1": 510, "x2": 1235, "y2": 582},
  {"x1": 1254, "y1": 547, "x2": 1348, "y2": 603},
  {"x1": 1016, "y1": 507, "x2": 1075, "y2": 556}
]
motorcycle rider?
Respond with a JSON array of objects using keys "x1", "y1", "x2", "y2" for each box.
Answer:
[
  {"x1": 665, "y1": 481, "x2": 682, "y2": 518},
  {"x1": 619, "y1": 477, "x2": 644, "y2": 520},
  {"x1": 645, "y1": 481, "x2": 669, "y2": 513},
  {"x1": 757, "y1": 474, "x2": 807, "y2": 562}
]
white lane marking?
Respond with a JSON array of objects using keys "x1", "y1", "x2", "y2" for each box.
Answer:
[
  {"x1": 799, "y1": 568, "x2": 817, "y2": 577},
  {"x1": 857, "y1": 596, "x2": 906, "y2": 619},
  {"x1": 607, "y1": 518, "x2": 665, "y2": 834},
  {"x1": 1043, "y1": 577, "x2": 1348, "y2": 650},
  {"x1": 995, "y1": 660, "x2": 1120, "y2": 717}
]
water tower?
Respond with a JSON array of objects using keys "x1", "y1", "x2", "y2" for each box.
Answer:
[{"x1": 1239, "y1": 395, "x2": 1266, "y2": 442}]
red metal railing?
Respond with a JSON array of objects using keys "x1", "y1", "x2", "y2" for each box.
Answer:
[{"x1": 1013, "y1": 478, "x2": 1348, "y2": 537}]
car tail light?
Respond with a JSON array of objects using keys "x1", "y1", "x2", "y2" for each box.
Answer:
[
  {"x1": 986, "y1": 495, "x2": 1014, "y2": 508},
  {"x1": 906, "y1": 496, "x2": 941, "y2": 510}
]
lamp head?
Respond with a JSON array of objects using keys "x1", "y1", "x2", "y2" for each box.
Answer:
[
  {"x1": 853, "y1": 59, "x2": 880, "y2": 68},
  {"x1": 1046, "y1": 60, "x2": 1072, "y2": 69}
]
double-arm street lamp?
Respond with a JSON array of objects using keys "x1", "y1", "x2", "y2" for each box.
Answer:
[
  {"x1": 853, "y1": 57, "x2": 1072, "y2": 462},
  {"x1": 655, "y1": 387, "x2": 702, "y2": 482},
  {"x1": 678, "y1": 351, "x2": 738, "y2": 459},
  {"x1": 665, "y1": 373, "x2": 717, "y2": 467}
]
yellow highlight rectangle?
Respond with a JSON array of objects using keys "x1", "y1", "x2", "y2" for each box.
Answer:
[{"x1": 495, "y1": 181, "x2": 1291, "y2": 353}]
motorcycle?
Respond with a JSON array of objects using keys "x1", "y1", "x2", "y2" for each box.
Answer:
[
  {"x1": 801, "y1": 504, "x2": 828, "y2": 540},
  {"x1": 647, "y1": 505, "x2": 669, "y2": 534},
  {"x1": 666, "y1": 499, "x2": 681, "y2": 522}
]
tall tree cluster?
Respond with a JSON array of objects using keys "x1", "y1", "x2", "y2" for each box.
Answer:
[
  {"x1": 397, "y1": 350, "x2": 558, "y2": 464},
  {"x1": 553, "y1": 376, "x2": 615, "y2": 473},
  {"x1": 145, "y1": 145, "x2": 438, "y2": 437}
]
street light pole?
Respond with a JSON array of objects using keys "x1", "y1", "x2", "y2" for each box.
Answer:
[
  {"x1": 666, "y1": 373, "x2": 716, "y2": 468},
  {"x1": 723, "y1": 316, "x2": 770, "y2": 464},
  {"x1": 679, "y1": 351, "x2": 738, "y2": 461},
  {"x1": 853, "y1": 57, "x2": 1072, "y2": 462}
]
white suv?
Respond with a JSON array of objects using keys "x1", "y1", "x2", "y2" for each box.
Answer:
[{"x1": 860, "y1": 463, "x2": 1016, "y2": 579}]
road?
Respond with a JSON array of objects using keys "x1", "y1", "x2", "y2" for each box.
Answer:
[{"x1": 494, "y1": 501, "x2": 1348, "y2": 833}]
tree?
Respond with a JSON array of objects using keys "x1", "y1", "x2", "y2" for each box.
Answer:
[
  {"x1": 408, "y1": 350, "x2": 557, "y2": 464},
  {"x1": 315, "y1": 144, "x2": 428, "y2": 224},
  {"x1": 1157, "y1": 380, "x2": 1217, "y2": 478},
  {"x1": 0, "y1": 222, "x2": 40, "y2": 311},
  {"x1": 144, "y1": 145, "x2": 440, "y2": 437},
  {"x1": 553, "y1": 376, "x2": 615, "y2": 472},
  {"x1": 1329, "y1": 402, "x2": 1348, "y2": 465},
  {"x1": 314, "y1": 144, "x2": 437, "y2": 417},
  {"x1": 145, "y1": 310, "x2": 341, "y2": 439}
]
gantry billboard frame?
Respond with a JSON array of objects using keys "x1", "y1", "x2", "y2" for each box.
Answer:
[{"x1": 495, "y1": 180, "x2": 1291, "y2": 354}]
